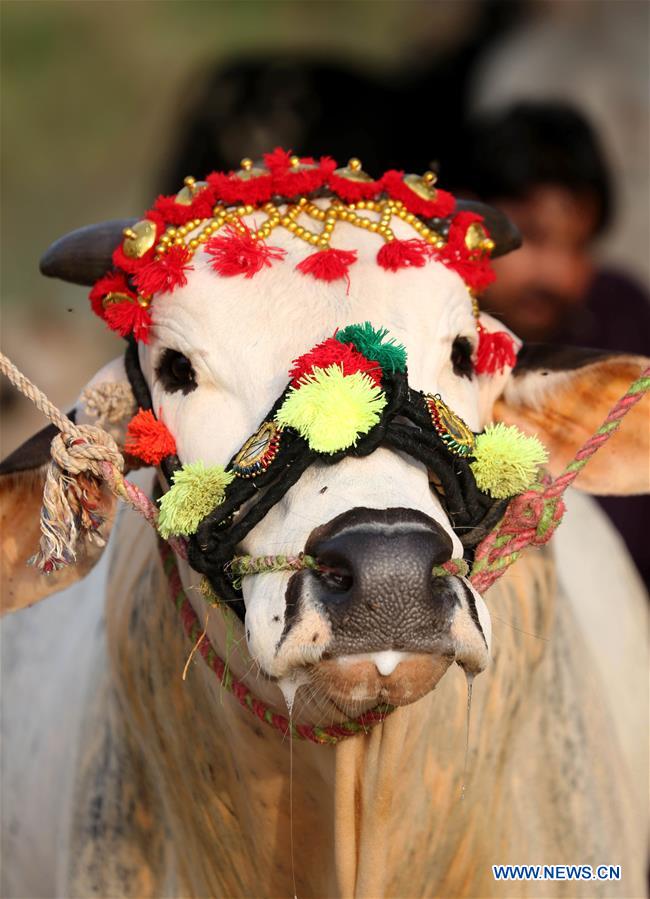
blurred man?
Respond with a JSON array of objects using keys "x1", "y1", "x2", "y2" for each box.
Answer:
[
  {"x1": 445, "y1": 102, "x2": 650, "y2": 353},
  {"x1": 445, "y1": 102, "x2": 650, "y2": 588}
]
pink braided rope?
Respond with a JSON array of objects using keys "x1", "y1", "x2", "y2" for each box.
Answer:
[
  {"x1": 99, "y1": 462, "x2": 188, "y2": 560},
  {"x1": 470, "y1": 366, "x2": 650, "y2": 593}
]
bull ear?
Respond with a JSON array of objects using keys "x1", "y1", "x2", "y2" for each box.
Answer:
[
  {"x1": 493, "y1": 345, "x2": 650, "y2": 495},
  {"x1": 0, "y1": 357, "x2": 133, "y2": 614}
]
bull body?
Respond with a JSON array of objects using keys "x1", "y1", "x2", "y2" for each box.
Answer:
[
  {"x1": 2, "y1": 490, "x2": 646, "y2": 898},
  {"x1": 2, "y1": 175, "x2": 649, "y2": 898}
]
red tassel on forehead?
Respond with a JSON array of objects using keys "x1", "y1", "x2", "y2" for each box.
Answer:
[
  {"x1": 135, "y1": 244, "x2": 193, "y2": 296},
  {"x1": 377, "y1": 239, "x2": 430, "y2": 272},
  {"x1": 125, "y1": 409, "x2": 177, "y2": 465},
  {"x1": 295, "y1": 248, "x2": 357, "y2": 285},
  {"x1": 104, "y1": 300, "x2": 152, "y2": 343},
  {"x1": 475, "y1": 324, "x2": 517, "y2": 375},
  {"x1": 206, "y1": 224, "x2": 286, "y2": 278}
]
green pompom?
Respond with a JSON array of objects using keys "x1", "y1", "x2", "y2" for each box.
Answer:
[
  {"x1": 158, "y1": 462, "x2": 234, "y2": 538},
  {"x1": 470, "y1": 423, "x2": 549, "y2": 499},
  {"x1": 336, "y1": 322, "x2": 407, "y2": 373},
  {"x1": 275, "y1": 364, "x2": 387, "y2": 453}
]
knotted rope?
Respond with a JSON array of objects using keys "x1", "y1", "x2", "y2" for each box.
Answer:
[{"x1": 0, "y1": 351, "x2": 185, "y2": 569}]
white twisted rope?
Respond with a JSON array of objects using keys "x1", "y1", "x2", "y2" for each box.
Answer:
[{"x1": 0, "y1": 351, "x2": 186, "y2": 571}]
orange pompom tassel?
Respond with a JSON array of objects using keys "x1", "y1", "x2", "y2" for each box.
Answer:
[{"x1": 125, "y1": 409, "x2": 177, "y2": 465}]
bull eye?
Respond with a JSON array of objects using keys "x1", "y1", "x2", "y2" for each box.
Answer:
[
  {"x1": 156, "y1": 349, "x2": 197, "y2": 394},
  {"x1": 450, "y1": 336, "x2": 474, "y2": 379}
]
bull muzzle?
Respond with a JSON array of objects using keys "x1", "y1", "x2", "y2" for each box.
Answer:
[{"x1": 278, "y1": 507, "x2": 489, "y2": 707}]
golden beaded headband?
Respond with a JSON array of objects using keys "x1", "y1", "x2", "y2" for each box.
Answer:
[{"x1": 88, "y1": 149, "x2": 514, "y2": 373}]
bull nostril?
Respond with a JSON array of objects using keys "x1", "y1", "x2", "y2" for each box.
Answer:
[
  {"x1": 314, "y1": 561, "x2": 354, "y2": 594},
  {"x1": 305, "y1": 508, "x2": 454, "y2": 618}
]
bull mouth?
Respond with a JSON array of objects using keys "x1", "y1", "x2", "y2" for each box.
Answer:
[{"x1": 313, "y1": 650, "x2": 457, "y2": 709}]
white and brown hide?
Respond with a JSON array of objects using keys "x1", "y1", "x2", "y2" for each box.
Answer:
[{"x1": 1, "y1": 488, "x2": 647, "y2": 898}]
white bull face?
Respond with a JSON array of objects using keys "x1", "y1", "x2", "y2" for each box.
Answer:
[{"x1": 138, "y1": 211, "x2": 495, "y2": 705}]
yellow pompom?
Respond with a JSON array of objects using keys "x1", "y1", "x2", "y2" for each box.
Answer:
[
  {"x1": 275, "y1": 365, "x2": 387, "y2": 453},
  {"x1": 158, "y1": 461, "x2": 234, "y2": 538},
  {"x1": 470, "y1": 423, "x2": 548, "y2": 499}
]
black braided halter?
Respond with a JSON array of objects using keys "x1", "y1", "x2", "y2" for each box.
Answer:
[{"x1": 124, "y1": 338, "x2": 505, "y2": 618}]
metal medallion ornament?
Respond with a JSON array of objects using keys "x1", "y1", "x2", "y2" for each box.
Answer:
[
  {"x1": 426, "y1": 394, "x2": 475, "y2": 457},
  {"x1": 175, "y1": 176, "x2": 209, "y2": 205},
  {"x1": 233, "y1": 421, "x2": 282, "y2": 478},
  {"x1": 122, "y1": 220, "x2": 157, "y2": 259}
]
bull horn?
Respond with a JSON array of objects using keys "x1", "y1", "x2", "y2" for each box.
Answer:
[
  {"x1": 456, "y1": 199, "x2": 521, "y2": 257},
  {"x1": 426, "y1": 200, "x2": 521, "y2": 258},
  {"x1": 39, "y1": 219, "x2": 137, "y2": 286}
]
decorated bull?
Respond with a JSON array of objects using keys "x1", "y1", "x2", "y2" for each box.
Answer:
[{"x1": 1, "y1": 151, "x2": 648, "y2": 897}]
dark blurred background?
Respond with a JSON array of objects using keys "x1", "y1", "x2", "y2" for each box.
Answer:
[{"x1": 2, "y1": 0, "x2": 648, "y2": 578}]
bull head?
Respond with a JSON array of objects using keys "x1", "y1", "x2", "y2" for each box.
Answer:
[{"x1": 3, "y1": 165, "x2": 648, "y2": 718}]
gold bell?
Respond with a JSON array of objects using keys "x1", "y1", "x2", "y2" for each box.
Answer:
[
  {"x1": 175, "y1": 176, "x2": 209, "y2": 206},
  {"x1": 403, "y1": 171, "x2": 438, "y2": 201},
  {"x1": 334, "y1": 157, "x2": 372, "y2": 183},
  {"x1": 235, "y1": 157, "x2": 267, "y2": 181},
  {"x1": 122, "y1": 220, "x2": 157, "y2": 259}
]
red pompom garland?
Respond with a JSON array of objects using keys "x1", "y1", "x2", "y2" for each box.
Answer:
[
  {"x1": 380, "y1": 171, "x2": 456, "y2": 219},
  {"x1": 125, "y1": 408, "x2": 177, "y2": 465},
  {"x1": 104, "y1": 300, "x2": 152, "y2": 343},
  {"x1": 207, "y1": 170, "x2": 276, "y2": 207},
  {"x1": 153, "y1": 189, "x2": 216, "y2": 226},
  {"x1": 295, "y1": 248, "x2": 357, "y2": 284},
  {"x1": 271, "y1": 155, "x2": 334, "y2": 198},
  {"x1": 88, "y1": 272, "x2": 133, "y2": 319},
  {"x1": 88, "y1": 150, "x2": 500, "y2": 347},
  {"x1": 475, "y1": 324, "x2": 518, "y2": 375},
  {"x1": 289, "y1": 337, "x2": 382, "y2": 387},
  {"x1": 263, "y1": 147, "x2": 295, "y2": 172},
  {"x1": 377, "y1": 239, "x2": 430, "y2": 272},
  {"x1": 434, "y1": 211, "x2": 496, "y2": 293},
  {"x1": 327, "y1": 173, "x2": 382, "y2": 203}
]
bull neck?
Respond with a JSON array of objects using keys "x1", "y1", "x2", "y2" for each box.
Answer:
[{"x1": 105, "y1": 510, "x2": 555, "y2": 897}]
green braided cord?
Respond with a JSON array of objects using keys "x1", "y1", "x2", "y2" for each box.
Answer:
[
  {"x1": 432, "y1": 558, "x2": 469, "y2": 578},
  {"x1": 628, "y1": 374, "x2": 650, "y2": 395}
]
